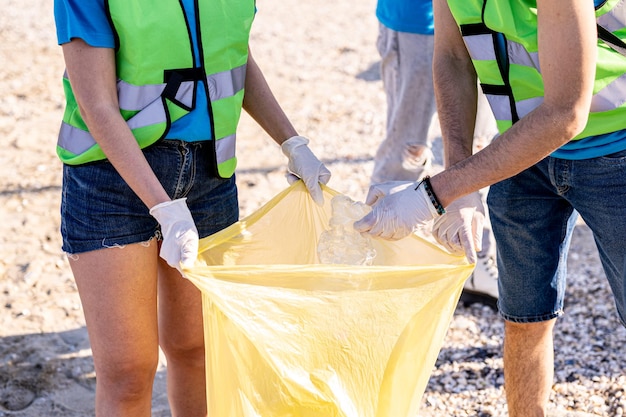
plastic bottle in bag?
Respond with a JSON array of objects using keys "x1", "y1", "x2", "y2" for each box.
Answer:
[{"x1": 317, "y1": 194, "x2": 377, "y2": 265}]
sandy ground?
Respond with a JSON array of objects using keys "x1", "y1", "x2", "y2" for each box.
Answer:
[{"x1": 1, "y1": 0, "x2": 624, "y2": 416}]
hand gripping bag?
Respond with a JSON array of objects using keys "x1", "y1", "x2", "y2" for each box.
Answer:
[{"x1": 183, "y1": 181, "x2": 473, "y2": 417}]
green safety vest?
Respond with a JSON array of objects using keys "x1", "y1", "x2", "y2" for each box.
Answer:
[
  {"x1": 447, "y1": 0, "x2": 626, "y2": 139},
  {"x1": 57, "y1": 0, "x2": 255, "y2": 178}
]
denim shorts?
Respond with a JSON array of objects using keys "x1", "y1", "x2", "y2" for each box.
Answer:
[
  {"x1": 487, "y1": 149, "x2": 626, "y2": 325},
  {"x1": 61, "y1": 139, "x2": 239, "y2": 254}
]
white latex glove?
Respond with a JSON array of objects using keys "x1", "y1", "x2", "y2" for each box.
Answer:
[
  {"x1": 432, "y1": 192, "x2": 485, "y2": 264},
  {"x1": 281, "y1": 136, "x2": 332, "y2": 205},
  {"x1": 149, "y1": 198, "x2": 199, "y2": 272},
  {"x1": 353, "y1": 181, "x2": 440, "y2": 240}
]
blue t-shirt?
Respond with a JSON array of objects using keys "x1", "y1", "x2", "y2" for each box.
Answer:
[
  {"x1": 376, "y1": 0, "x2": 433, "y2": 35},
  {"x1": 551, "y1": 130, "x2": 626, "y2": 160},
  {"x1": 54, "y1": 0, "x2": 213, "y2": 141}
]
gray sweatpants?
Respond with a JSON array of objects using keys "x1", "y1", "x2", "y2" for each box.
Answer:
[{"x1": 372, "y1": 24, "x2": 498, "y2": 183}]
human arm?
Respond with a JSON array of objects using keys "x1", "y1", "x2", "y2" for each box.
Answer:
[
  {"x1": 61, "y1": 40, "x2": 197, "y2": 269},
  {"x1": 430, "y1": 0, "x2": 597, "y2": 205},
  {"x1": 357, "y1": 0, "x2": 597, "y2": 246},
  {"x1": 62, "y1": 40, "x2": 170, "y2": 208},
  {"x1": 242, "y1": 49, "x2": 330, "y2": 204},
  {"x1": 423, "y1": 0, "x2": 486, "y2": 260}
]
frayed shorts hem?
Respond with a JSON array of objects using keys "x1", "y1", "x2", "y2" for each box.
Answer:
[{"x1": 63, "y1": 232, "x2": 160, "y2": 256}]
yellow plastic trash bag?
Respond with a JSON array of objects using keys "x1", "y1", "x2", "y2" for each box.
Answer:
[{"x1": 183, "y1": 181, "x2": 473, "y2": 417}]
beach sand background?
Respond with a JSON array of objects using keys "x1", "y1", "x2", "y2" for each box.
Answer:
[{"x1": 1, "y1": 0, "x2": 624, "y2": 415}]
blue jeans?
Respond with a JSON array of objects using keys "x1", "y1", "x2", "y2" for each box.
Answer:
[
  {"x1": 487, "y1": 149, "x2": 626, "y2": 325},
  {"x1": 61, "y1": 139, "x2": 239, "y2": 254}
]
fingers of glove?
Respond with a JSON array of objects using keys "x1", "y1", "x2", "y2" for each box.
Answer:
[
  {"x1": 318, "y1": 164, "x2": 332, "y2": 185},
  {"x1": 178, "y1": 228, "x2": 199, "y2": 268},
  {"x1": 288, "y1": 154, "x2": 325, "y2": 180},
  {"x1": 149, "y1": 198, "x2": 199, "y2": 272},
  {"x1": 363, "y1": 181, "x2": 410, "y2": 206},
  {"x1": 357, "y1": 181, "x2": 437, "y2": 240},
  {"x1": 432, "y1": 209, "x2": 474, "y2": 258},
  {"x1": 353, "y1": 211, "x2": 376, "y2": 233},
  {"x1": 458, "y1": 228, "x2": 478, "y2": 264},
  {"x1": 354, "y1": 206, "x2": 411, "y2": 240},
  {"x1": 367, "y1": 216, "x2": 406, "y2": 240},
  {"x1": 304, "y1": 163, "x2": 332, "y2": 205},
  {"x1": 449, "y1": 208, "x2": 481, "y2": 263},
  {"x1": 303, "y1": 177, "x2": 325, "y2": 206},
  {"x1": 387, "y1": 226, "x2": 412, "y2": 240},
  {"x1": 456, "y1": 216, "x2": 480, "y2": 263},
  {"x1": 435, "y1": 231, "x2": 463, "y2": 255},
  {"x1": 285, "y1": 172, "x2": 299, "y2": 185},
  {"x1": 283, "y1": 141, "x2": 331, "y2": 205},
  {"x1": 364, "y1": 186, "x2": 386, "y2": 206},
  {"x1": 452, "y1": 207, "x2": 485, "y2": 259},
  {"x1": 472, "y1": 212, "x2": 485, "y2": 253},
  {"x1": 159, "y1": 227, "x2": 199, "y2": 270}
]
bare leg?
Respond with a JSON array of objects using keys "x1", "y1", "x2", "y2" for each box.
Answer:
[
  {"x1": 504, "y1": 319, "x2": 556, "y2": 417},
  {"x1": 70, "y1": 241, "x2": 160, "y2": 417},
  {"x1": 158, "y1": 260, "x2": 207, "y2": 417}
]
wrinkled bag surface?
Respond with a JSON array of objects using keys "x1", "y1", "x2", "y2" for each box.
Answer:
[{"x1": 183, "y1": 181, "x2": 473, "y2": 417}]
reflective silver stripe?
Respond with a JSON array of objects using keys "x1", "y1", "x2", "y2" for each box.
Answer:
[
  {"x1": 484, "y1": 94, "x2": 543, "y2": 121},
  {"x1": 467, "y1": 5, "x2": 626, "y2": 124},
  {"x1": 597, "y1": 1, "x2": 626, "y2": 33},
  {"x1": 591, "y1": 72, "x2": 626, "y2": 112},
  {"x1": 58, "y1": 102, "x2": 170, "y2": 153},
  {"x1": 65, "y1": 66, "x2": 243, "y2": 112},
  {"x1": 58, "y1": 122, "x2": 97, "y2": 155},
  {"x1": 484, "y1": 95, "x2": 512, "y2": 121},
  {"x1": 83, "y1": 65, "x2": 242, "y2": 112},
  {"x1": 59, "y1": 121, "x2": 239, "y2": 159},
  {"x1": 508, "y1": 41, "x2": 541, "y2": 72},
  {"x1": 206, "y1": 64, "x2": 246, "y2": 101},
  {"x1": 59, "y1": 120, "x2": 239, "y2": 158},
  {"x1": 117, "y1": 81, "x2": 165, "y2": 110},
  {"x1": 215, "y1": 133, "x2": 236, "y2": 163},
  {"x1": 58, "y1": 90, "x2": 174, "y2": 154},
  {"x1": 127, "y1": 98, "x2": 167, "y2": 130},
  {"x1": 463, "y1": 35, "x2": 496, "y2": 61},
  {"x1": 489, "y1": 81, "x2": 626, "y2": 119},
  {"x1": 117, "y1": 79, "x2": 195, "y2": 110},
  {"x1": 174, "y1": 80, "x2": 195, "y2": 106},
  {"x1": 516, "y1": 96, "x2": 544, "y2": 119},
  {"x1": 57, "y1": 97, "x2": 170, "y2": 154},
  {"x1": 463, "y1": 36, "x2": 541, "y2": 72},
  {"x1": 60, "y1": 65, "x2": 245, "y2": 155}
]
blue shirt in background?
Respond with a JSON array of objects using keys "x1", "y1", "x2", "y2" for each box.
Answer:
[
  {"x1": 376, "y1": 0, "x2": 433, "y2": 35},
  {"x1": 375, "y1": 0, "x2": 606, "y2": 39}
]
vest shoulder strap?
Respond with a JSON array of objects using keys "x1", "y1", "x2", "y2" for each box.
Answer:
[{"x1": 597, "y1": 24, "x2": 626, "y2": 57}]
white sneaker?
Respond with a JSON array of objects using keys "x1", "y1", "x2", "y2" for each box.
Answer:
[{"x1": 461, "y1": 252, "x2": 499, "y2": 309}]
